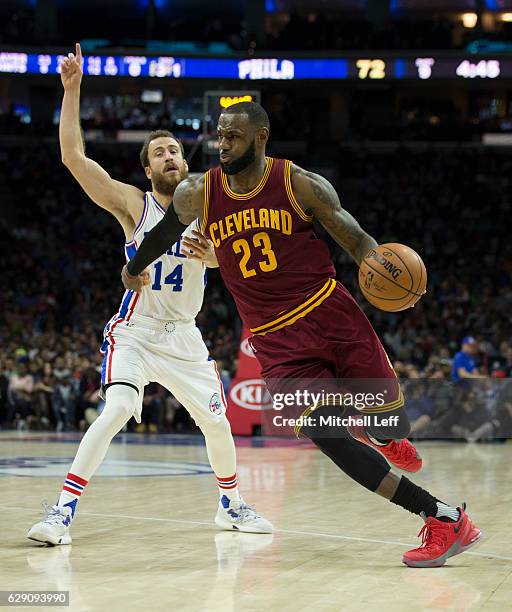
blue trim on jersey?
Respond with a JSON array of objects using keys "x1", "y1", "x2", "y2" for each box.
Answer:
[
  {"x1": 204, "y1": 270, "x2": 207, "y2": 287},
  {"x1": 151, "y1": 193, "x2": 167, "y2": 215},
  {"x1": 127, "y1": 193, "x2": 148, "y2": 242},
  {"x1": 119, "y1": 291, "x2": 134, "y2": 318},
  {"x1": 102, "y1": 314, "x2": 117, "y2": 340},
  {"x1": 125, "y1": 242, "x2": 137, "y2": 260},
  {"x1": 101, "y1": 347, "x2": 108, "y2": 384}
]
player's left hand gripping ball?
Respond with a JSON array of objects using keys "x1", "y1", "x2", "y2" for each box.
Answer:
[
  {"x1": 359, "y1": 243, "x2": 427, "y2": 312},
  {"x1": 121, "y1": 264, "x2": 151, "y2": 292}
]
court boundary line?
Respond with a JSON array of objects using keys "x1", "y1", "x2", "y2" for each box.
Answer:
[{"x1": 3, "y1": 504, "x2": 511, "y2": 562}]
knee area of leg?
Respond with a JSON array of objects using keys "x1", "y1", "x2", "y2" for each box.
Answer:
[
  {"x1": 198, "y1": 414, "x2": 231, "y2": 436},
  {"x1": 367, "y1": 409, "x2": 411, "y2": 440},
  {"x1": 394, "y1": 411, "x2": 411, "y2": 438},
  {"x1": 103, "y1": 385, "x2": 139, "y2": 422}
]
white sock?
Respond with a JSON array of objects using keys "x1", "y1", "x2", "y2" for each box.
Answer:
[
  {"x1": 216, "y1": 474, "x2": 242, "y2": 505},
  {"x1": 57, "y1": 472, "x2": 88, "y2": 517},
  {"x1": 436, "y1": 502, "x2": 460, "y2": 522},
  {"x1": 199, "y1": 417, "x2": 242, "y2": 504},
  {"x1": 56, "y1": 385, "x2": 138, "y2": 519}
]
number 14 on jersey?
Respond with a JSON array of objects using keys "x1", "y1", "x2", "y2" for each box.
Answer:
[
  {"x1": 152, "y1": 262, "x2": 183, "y2": 292},
  {"x1": 143, "y1": 232, "x2": 185, "y2": 292}
]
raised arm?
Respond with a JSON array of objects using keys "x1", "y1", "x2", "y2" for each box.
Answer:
[
  {"x1": 124, "y1": 175, "x2": 204, "y2": 283},
  {"x1": 291, "y1": 164, "x2": 377, "y2": 265},
  {"x1": 59, "y1": 44, "x2": 142, "y2": 235}
]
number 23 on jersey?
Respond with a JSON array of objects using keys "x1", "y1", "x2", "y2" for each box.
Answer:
[{"x1": 233, "y1": 231, "x2": 277, "y2": 279}]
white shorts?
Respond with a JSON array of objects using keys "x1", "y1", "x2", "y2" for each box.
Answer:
[{"x1": 100, "y1": 313, "x2": 227, "y2": 425}]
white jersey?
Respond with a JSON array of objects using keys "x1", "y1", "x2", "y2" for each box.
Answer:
[
  {"x1": 99, "y1": 192, "x2": 226, "y2": 425},
  {"x1": 109, "y1": 192, "x2": 206, "y2": 325}
]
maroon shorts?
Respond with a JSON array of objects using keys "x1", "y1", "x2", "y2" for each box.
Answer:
[{"x1": 251, "y1": 281, "x2": 402, "y2": 412}]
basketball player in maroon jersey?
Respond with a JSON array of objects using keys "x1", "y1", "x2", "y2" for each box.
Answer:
[{"x1": 121, "y1": 102, "x2": 482, "y2": 567}]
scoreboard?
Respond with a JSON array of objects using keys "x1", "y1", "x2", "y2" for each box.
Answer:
[{"x1": 1, "y1": 51, "x2": 512, "y2": 81}]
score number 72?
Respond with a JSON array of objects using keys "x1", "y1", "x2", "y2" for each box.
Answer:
[{"x1": 356, "y1": 59, "x2": 386, "y2": 80}]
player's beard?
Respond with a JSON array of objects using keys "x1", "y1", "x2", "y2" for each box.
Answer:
[
  {"x1": 220, "y1": 140, "x2": 256, "y2": 175},
  {"x1": 151, "y1": 166, "x2": 186, "y2": 196}
]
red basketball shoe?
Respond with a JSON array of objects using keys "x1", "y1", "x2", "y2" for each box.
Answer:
[
  {"x1": 346, "y1": 424, "x2": 422, "y2": 472},
  {"x1": 402, "y1": 503, "x2": 483, "y2": 568}
]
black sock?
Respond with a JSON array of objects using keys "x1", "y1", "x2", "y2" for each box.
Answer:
[{"x1": 390, "y1": 476, "x2": 457, "y2": 521}]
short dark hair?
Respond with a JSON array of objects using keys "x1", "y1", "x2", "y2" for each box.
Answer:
[
  {"x1": 139, "y1": 130, "x2": 185, "y2": 168},
  {"x1": 221, "y1": 101, "x2": 270, "y2": 130}
]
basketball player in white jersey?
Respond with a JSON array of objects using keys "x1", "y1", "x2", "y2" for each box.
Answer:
[{"x1": 28, "y1": 44, "x2": 272, "y2": 545}]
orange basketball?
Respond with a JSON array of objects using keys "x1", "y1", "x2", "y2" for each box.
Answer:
[{"x1": 358, "y1": 243, "x2": 427, "y2": 312}]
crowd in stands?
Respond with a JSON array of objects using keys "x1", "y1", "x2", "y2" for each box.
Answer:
[
  {"x1": 332, "y1": 145, "x2": 512, "y2": 441},
  {"x1": 0, "y1": 141, "x2": 239, "y2": 433},
  {"x1": 2, "y1": 91, "x2": 509, "y2": 144},
  {"x1": 1, "y1": 138, "x2": 511, "y2": 438},
  {"x1": 266, "y1": 15, "x2": 455, "y2": 51},
  {"x1": 2, "y1": 3, "x2": 511, "y2": 52}
]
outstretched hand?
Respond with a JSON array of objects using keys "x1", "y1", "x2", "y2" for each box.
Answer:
[
  {"x1": 121, "y1": 264, "x2": 151, "y2": 293},
  {"x1": 61, "y1": 43, "x2": 83, "y2": 91},
  {"x1": 181, "y1": 230, "x2": 219, "y2": 268}
]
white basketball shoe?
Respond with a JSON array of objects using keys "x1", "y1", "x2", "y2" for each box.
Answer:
[
  {"x1": 28, "y1": 502, "x2": 73, "y2": 546},
  {"x1": 214, "y1": 495, "x2": 273, "y2": 534}
]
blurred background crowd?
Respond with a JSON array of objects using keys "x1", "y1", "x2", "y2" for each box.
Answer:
[
  {"x1": 1, "y1": 0, "x2": 511, "y2": 437},
  {"x1": 2, "y1": 0, "x2": 512, "y2": 52},
  {"x1": 1, "y1": 141, "x2": 511, "y2": 437},
  {"x1": 0, "y1": 142, "x2": 239, "y2": 433}
]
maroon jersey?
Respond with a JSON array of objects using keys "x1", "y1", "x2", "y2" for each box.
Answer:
[{"x1": 202, "y1": 157, "x2": 336, "y2": 335}]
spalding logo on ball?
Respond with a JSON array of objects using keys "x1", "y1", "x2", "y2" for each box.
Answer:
[{"x1": 358, "y1": 243, "x2": 427, "y2": 312}]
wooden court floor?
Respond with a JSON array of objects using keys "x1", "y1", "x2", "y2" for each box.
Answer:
[{"x1": 0, "y1": 432, "x2": 511, "y2": 612}]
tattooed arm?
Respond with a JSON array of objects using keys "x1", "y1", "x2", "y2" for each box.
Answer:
[{"x1": 290, "y1": 164, "x2": 377, "y2": 266}]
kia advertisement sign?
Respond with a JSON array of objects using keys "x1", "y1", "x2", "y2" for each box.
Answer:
[
  {"x1": 230, "y1": 379, "x2": 273, "y2": 411},
  {"x1": 227, "y1": 328, "x2": 270, "y2": 435}
]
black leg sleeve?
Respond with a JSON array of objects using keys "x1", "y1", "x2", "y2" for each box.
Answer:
[
  {"x1": 127, "y1": 203, "x2": 187, "y2": 276},
  {"x1": 311, "y1": 435, "x2": 391, "y2": 492},
  {"x1": 301, "y1": 407, "x2": 392, "y2": 492}
]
